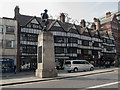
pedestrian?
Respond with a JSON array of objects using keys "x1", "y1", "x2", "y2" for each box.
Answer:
[
  {"x1": 33, "y1": 66, "x2": 36, "y2": 72},
  {"x1": 14, "y1": 65, "x2": 16, "y2": 74}
]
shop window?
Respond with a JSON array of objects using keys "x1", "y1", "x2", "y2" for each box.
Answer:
[
  {"x1": 6, "y1": 26, "x2": 15, "y2": 34},
  {"x1": 6, "y1": 40, "x2": 15, "y2": 48},
  {"x1": 92, "y1": 51, "x2": 98, "y2": 55},
  {"x1": 81, "y1": 49, "x2": 88, "y2": 55}
]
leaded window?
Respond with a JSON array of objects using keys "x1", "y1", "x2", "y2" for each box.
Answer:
[
  {"x1": 54, "y1": 36, "x2": 65, "y2": 43},
  {"x1": 82, "y1": 40, "x2": 89, "y2": 46},
  {"x1": 55, "y1": 47, "x2": 64, "y2": 54},
  {"x1": 68, "y1": 37, "x2": 77, "y2": 43}
]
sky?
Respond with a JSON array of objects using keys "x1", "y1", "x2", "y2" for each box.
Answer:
[{"x1": 0, "y1": 0, "x2": 119, "y2": 24}]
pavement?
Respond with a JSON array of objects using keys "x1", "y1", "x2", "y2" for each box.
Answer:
[{"x1": 0, "y1": 67, "x2": 119, "y2": 86}]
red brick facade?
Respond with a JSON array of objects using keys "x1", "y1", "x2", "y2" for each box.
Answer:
[{"x1": 100, "y1": 12, "x2": 120, "y2": 57}]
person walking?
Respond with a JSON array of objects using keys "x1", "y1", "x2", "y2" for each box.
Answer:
[{"x1": 14, "y1": 65, "x2": 16, "y2": 74}]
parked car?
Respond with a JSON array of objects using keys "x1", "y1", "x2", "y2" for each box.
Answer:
[{"x1": 65, "y1": 60, "x2": 94, "y2": 73}]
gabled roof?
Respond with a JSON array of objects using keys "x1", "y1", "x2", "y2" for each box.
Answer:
[
  {"x1": 15, "y1": 14, "x2": 33, "y2": 26},
  {"x1": 99, "y1": 30, "x2": 106, "y2": 38},
  {"x1": 89, "y1": 29, "x2": 97, "y2": 37},
  {"x1": 15, "y1": 14, "x2": 56, "y2": 30},
  {"x1": 47, "y1": 20, "x2": 66, "y2": 31},
  {"x1": 24, "y1": 16, "x2": 42, "y2": 27},
  {"x1": 15, "y1": 13, "x2": 94, "y2": 36},
  {"x1": 100, "y1": 30, "x2": 110, "y2": 39},
  {"x1": 37, "y1": 18, "x2": 55, "y2": 30},
  {"x1": 67, "y1": 24, "x2": 79, "y2": 34},
  {"x1": 47, "y1": 20, "x2": 57, "y2": 30},
  {"x1": 80, "y1": 27, "x2": 87, "y2": 34},
  {"x1": 59, "y1": 21, "x2": 73, "y2": 32}
]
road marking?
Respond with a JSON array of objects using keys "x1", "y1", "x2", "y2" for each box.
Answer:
[
  {"x1": 2, "y1": 79, "x2": 59, "y2": 88},
  {"x1": 86, "y1": 81, "x2": 120, "y2": 89},
  {"x1": 82, "y1": 71, "x2": 116, "y2": 77},
  {"x1": 2, "y1": 70, "x2": 117, "y2": 88}
]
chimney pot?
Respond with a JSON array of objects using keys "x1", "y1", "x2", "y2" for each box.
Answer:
[
  {"x1": 96, "y1": 19, "x2": 100, "y2": 30},
  {"x1": 14, "y1": 6, "x2": 20, "y2": 19},
  {"x1": 80, "y1": 19, "x2": 86, "y2": 27},
  {"x1": 91, "y1": 23, "x2": 96, "y2": 30},
  {"x1": 60, "y1": 13, "x2": 65, "y2": 22},
  {"x1": 106, "y1": 12, "x2": 111, "y2": 18},
  {"x1": 93, "y1": 18, "x2": 97, "y2": 22}
]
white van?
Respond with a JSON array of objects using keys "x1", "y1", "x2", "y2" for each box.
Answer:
[{"x1": 65, "y1": 60, "x2": 94, "y2": 73}]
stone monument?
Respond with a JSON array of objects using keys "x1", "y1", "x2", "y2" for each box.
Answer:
[{"x1": 36, "y1": 9, "x2": 57, "y2": 78}]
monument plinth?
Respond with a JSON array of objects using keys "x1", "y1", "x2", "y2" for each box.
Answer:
[{"x1": 36, "y1": 32, "x2": 57, "y2": 78}]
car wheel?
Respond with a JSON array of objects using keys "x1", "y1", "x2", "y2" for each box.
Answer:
[
  {"x1": 68, "y1": 70, "x2": 71, "y2": 73},
  {"x1": 90, "y1": 67, "x2": 94, "y2": 71},
  {"x1": 74, "y1": 68, "x2": 78, "y2": 72}
]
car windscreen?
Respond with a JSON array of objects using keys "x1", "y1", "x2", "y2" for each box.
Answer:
[{"x1": 65, "y1": 61, "x2": 71, "y2": 64}]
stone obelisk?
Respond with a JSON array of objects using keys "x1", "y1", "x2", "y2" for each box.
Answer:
[{"x1": 36, "y1": 9, "x2": 57, "y2": 78}]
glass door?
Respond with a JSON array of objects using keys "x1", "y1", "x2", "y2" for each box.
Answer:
[
  {"x1": 2, "y1": 61, "x2": 8, "y2": 73},
  {"x1": 2, "y1": 61, "x2": 13, "y2": 73}
]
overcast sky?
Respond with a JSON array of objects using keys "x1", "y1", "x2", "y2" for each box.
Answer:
[{"x1": 0, "y1": 0, "x2": 119, "y2": 23}]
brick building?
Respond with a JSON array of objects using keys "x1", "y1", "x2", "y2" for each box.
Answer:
[{"x1": 99, "y1": 11, "x2": 120, "y2": 57}]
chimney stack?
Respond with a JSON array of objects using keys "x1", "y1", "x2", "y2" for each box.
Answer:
[
  {"x1": 80, "y1": 19, "x2": 86, "y2": 27},
  {"x1": 96, "y1": 19, "x2": 100, "y2": 30},
  {"x1": 106, "y1": 12, "x2": 111, "y2": 18},
  {"x1": 93, "y1": 18, "x2": 97, "y2": 22},
  {"x1": 91, "y1": 23, "x2": 96, "y2": 30},
  {"x1": 60, "y1": 13, "x2": 65, "y2": 22},
  {"x1": 14, "y1": 6, "x2": 20, "y2": 19},
  {"x1": 93, "y1": 18, "x2": 101, "y2": 30}
]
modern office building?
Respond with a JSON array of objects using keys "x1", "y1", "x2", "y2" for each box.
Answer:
[{"x1": 0, "y1": 17, "x2": 18, "y2": 73}]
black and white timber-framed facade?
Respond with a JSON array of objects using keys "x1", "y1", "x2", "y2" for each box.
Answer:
[{"x1": 14, "y1": 6, "x2": 116, "y2": 71}]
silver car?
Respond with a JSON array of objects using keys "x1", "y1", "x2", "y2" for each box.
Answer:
[{"x1": 65, "y1": 60, "x2": 94, "y2": 73}]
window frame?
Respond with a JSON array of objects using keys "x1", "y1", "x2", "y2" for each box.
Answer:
[
  {"x1": 0, "y1": 25, "x2": 3, "y2": 33},
  {"x1": 6, "y1": 26, "x2": 15, "y2": 34},
  {"x1": 6, "y1": 40, "x2": 15, "y2": 49}
]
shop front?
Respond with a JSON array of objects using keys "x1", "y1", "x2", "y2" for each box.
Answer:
[
  {"x1": 55, "y1": 57, "x2": 69, "y2": 70},
  {"x1": 0, "y1": 58, "x2": 14, "y2": 73}
]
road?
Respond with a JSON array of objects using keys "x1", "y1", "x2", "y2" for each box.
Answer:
[{"x1": 2, "y1": 69, "x2": 119, "y2": 89}]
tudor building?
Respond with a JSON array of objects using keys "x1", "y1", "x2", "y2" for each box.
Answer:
[{"x1": 14, "y1": 6, "x2": 116, "y2": 71}]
